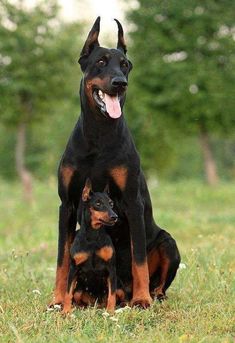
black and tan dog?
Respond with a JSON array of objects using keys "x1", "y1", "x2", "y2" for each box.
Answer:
[
  {"x1": 52, "y1": 17, "x2": 180, "y2": 309},
  {"x1": 62, "y1": 179, "x2": 118, "y2": 314}
]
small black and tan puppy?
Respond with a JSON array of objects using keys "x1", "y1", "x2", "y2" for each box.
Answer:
[{"x1": 62, "y1": 179, "x2": 118, "y2": 314}]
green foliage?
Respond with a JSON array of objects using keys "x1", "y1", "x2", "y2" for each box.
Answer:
[
  {"x1": 0, "y1": 0, "x2": 83, "y2": 178},
  {"x1": 0, "y1": 0, "x2": 82, "y2": 125},
  {"x1": 126, "y1": 0, "x2": 235, "y2": 172},
  {"x1": 0, "y1": 179, "x2": 234, "y2": 342}
]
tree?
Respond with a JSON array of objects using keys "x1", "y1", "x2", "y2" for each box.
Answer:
[
  {"x1": 127, "y1": 0, "x2": 235, "y2": 184},
  {"x1": 0, "y1": 0, "x2": 82, "y2": 200}
]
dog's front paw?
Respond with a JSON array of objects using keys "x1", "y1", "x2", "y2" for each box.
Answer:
[{"x1": 130, "y1": 295, "x2": 152, "y2": 309}]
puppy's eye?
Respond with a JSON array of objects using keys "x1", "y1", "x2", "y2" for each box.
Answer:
[
  {"x1": 121, "y1": 60, "x2": 128, "y2": 68},
  {"x1": 109, "y1": 200, "x2": 114, "y2": 208},
  {"x1": 96, "y1": 201, "x2": 101, "y2": 207},
  {"x1": 97, "y1": 59, "x2": 106, "y2": 67}
]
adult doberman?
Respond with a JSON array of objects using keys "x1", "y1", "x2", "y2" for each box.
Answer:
[{"x1": 52, "y1": 17, "x2": 180, "y2": 308}]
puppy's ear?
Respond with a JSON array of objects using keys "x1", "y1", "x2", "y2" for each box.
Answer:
[
  {"x1": 103, "y1": 183, "x2": 109, "y2": 194},
  {"x1": 82, "y1": 178, "x2": 92, "y2": 202}
]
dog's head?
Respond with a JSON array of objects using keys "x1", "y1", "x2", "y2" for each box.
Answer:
[
  {"x1": 82, "y1": 178, "x2": 118, "y2": 229},
  {"x1": 79, "y1": 17, "x2": 132, "y2": 119}
]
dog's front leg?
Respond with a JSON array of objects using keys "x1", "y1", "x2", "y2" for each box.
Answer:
[
  {"x1": 62, "y1": 262, "x2": 78, "y2": 314},
  {"x1": 52, "y1": 202, "x2": 76, "y2": 306},
  {"x1": 106, "y1": 268, "x2": 117, "y2": 314},
  {"x1": 125, "y1": 197, "x2": 152, "y2": 308},
  {"x1": 110, "y1": 166, "x2": 152, "y2": 308}
]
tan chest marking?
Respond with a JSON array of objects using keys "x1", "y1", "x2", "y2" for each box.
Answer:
[
  {"x1": 96, "y1": 246, "x2": 113, "y2": 262},
  {"x1": 110, "y1": 166, "x2": 128, "y2": 191},
  {"x1": 73, "y1": 252, "x2": 89, "y2": 265}
]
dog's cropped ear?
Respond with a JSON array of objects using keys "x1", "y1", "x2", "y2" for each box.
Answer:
[
  {"x1": 103, "y1": 183, "x2": 110, "y2": 194},
  {"x1": 114, "y1": 19, "x2": 127, "y2": 54},
  {"x1": 78, "y1": 17, "x2": 100, "y2": 71},
  {"x1": 82, "y1": 178, "x2": 93, "y2": 202}
]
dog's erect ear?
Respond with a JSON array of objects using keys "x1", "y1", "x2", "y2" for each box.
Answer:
[
  {"x1": 114, "y1": 19, "x2": 127, "y2": 54},
  {"x1": 103, "y1": 183, "x2": 109, "y2": 194},
  {"x1": 78, "y1": 17, "x2": 100, "y2": 71},
  {"x1": 82, "y1": 178, "x2": 92, "y2": 202}
]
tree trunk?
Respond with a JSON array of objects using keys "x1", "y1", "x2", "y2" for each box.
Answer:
[
  {"x1": 15, "y1": 121, "x2": 33, "y2": 202},
  {"x1": 199, "y1": 128, "x2": 219, "y2": 186}
]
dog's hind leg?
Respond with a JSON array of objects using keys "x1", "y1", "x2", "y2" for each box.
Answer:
[{"x1": 148, "y1": 230, "x2": 180, "y2": 300}]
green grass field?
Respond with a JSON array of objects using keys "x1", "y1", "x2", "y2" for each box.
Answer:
[{"x1": 0, "y1": 179, "x2": 234, "y2": 343}]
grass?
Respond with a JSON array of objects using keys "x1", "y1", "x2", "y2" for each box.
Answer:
[{"x1": 0, "y1": 178, "x2": 234, "y2": 342}]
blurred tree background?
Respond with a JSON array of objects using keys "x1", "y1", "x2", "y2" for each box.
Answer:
[
  {"x1": 0, "y1": 0, "x2": 235, "y2": 200},
  {"x1": 126, "y1": 0, "x2": 235, "y2": 184}
]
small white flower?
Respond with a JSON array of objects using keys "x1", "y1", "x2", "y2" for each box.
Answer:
[
  {"x1": 115, "y1": 306, "x2": 131, "y2": 314},
  {"x1": 109, "y1": 316, "x2": 118, "y2": 322},
  {"x1": 189, "y1": 84, "x2": 199, "y2": 94},
  {"x1": 179, "y1": 263, "x2": 187, "y2": 269},
  {"x1": 53, "y1": 304, "x2": 62, "y2": 311},
  {"x1": 46, "y1": 307, "x2": 54, "y2": 312},
  {"x1": 32, "y1": 289, "x2": 41, "y2": 295},
  {"x1": 102, "y1": 311, "x2": 110, "y2": 317}
]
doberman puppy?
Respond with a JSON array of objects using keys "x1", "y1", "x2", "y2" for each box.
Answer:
[
  {"x1": 52, "y1": 17, "x2": 180, "y2": 309},
  {"x1": 62, "y1": 179, "x2": 117, "y2": 314}
]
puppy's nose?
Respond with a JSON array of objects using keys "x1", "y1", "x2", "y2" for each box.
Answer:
[
  {"x1": 111, "y1": 77, "x2": 128, "y2": 88},
  {"x1": 110, "y1": 213, "x2": 118, "y2": 221}
]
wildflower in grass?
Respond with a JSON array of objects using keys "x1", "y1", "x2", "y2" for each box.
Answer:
[
  {"x1": 179, "y1": 263, "x2": 187, "y2": 270},
  {"x1": 32, "y1": 289, "x2": 41, "y2": 295},
  {"x1": 115, "y1": 306, "x2": 131, "y2": 314}
]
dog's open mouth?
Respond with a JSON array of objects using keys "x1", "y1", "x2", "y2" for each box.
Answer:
[{"x1": 93, "y1": 89, "x2": 122, "y2": 119}]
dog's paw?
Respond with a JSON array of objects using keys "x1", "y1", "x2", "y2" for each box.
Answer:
[{"x1": 130, "y1": 296, "x2": 152, "y2": 309}]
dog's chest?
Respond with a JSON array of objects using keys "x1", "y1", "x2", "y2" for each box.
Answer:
[{"x1": 80, "y1": 249, "x2": 111, "y2": 273}]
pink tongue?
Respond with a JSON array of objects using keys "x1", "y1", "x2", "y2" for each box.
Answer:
[{"x1": 104, "y1": 93, "x2": 122, "y2": 119}]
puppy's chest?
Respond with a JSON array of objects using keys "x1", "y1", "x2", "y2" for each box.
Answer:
[{"x1": 79, "y1": 245, "x2": 114, "y2": 273}]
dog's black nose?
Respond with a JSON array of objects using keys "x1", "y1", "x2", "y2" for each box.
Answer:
[
  {"x1": 110, "y1": 213, "x2": 118, "y2": 221},
  {"x1": 111, "y1": 77, "x2": 128, "y2": 88}
]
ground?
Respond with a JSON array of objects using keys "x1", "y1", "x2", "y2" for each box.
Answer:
[{"x1": 0, "y1": 178, "x2": 234, "y2": 342}]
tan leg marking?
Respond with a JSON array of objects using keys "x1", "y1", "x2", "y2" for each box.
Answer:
[
  {"x1": 130, "y1": 241, "x2": 152, "y2": 308},
  {"x1": 73, "y1": 290, "x2": 83, "y2": 305},
  {"x1": 53, "y1": 241, "x2": 70, "y2": 305},
  {"x1": 81, "y1": 292, "x2": 96, "y2": 306},
  {"x1": 147, "y1": 248, "x2": 160, "y2": 277},
  {"x1": 106, "y1": 278, "x2": 116, "y2": 313},
  {"x1": 154, "y1": 250, "x2": 170, "y2": 298},
  {"x1": 62, "y1": 279, "x2": 76, "y2": 314}
]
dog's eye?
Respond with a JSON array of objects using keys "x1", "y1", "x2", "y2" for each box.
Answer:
[
  {"x1": 96, "y1": 201, "x2": 101, "y2": 207},
  {"x1": 97, "y1": 59, "x2": 106, "y2": 67},
  {"x1": 109, "y1": 200, "x2": 114, "y2": 208},
  {"x1": 121, "y1": 61, "x2": 128, "y2": 69}
]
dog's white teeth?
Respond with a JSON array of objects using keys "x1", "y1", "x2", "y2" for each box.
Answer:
[{"x1": 98, "y1": 90, "x2": 104, "y2": 99}]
